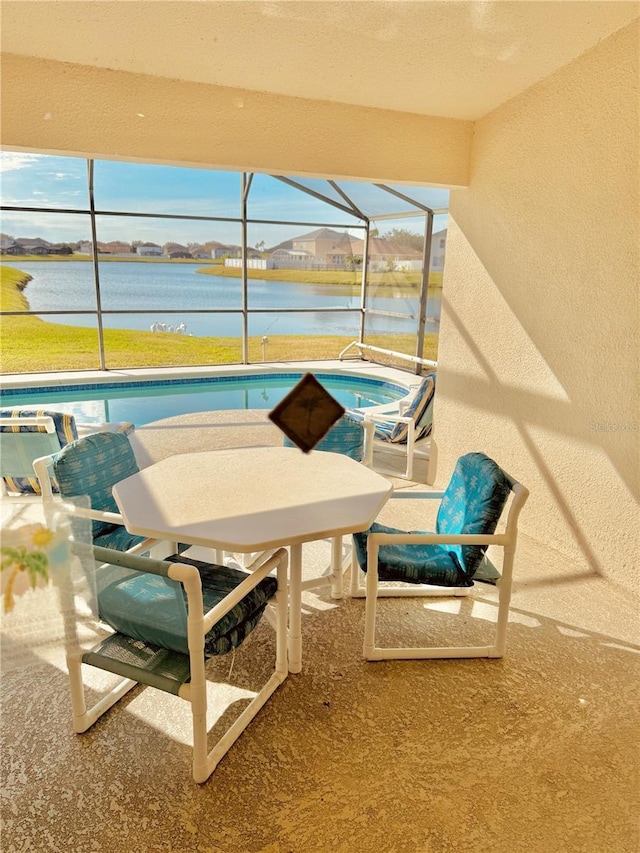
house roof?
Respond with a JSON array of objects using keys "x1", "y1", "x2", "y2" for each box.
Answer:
[
  {"x1": 292, "y1": 228, "x2": 351, "y2": 243},
  {"x1": 15, "y1": 237, "x2": 50, "y2": 247}
]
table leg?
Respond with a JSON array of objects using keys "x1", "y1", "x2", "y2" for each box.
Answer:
[
  {"x1": 330, "y1": 535, "x2": 343, "y2": 599},
  {"x1": 287, "y1": 542, "x2": 303, "y2": 674}
]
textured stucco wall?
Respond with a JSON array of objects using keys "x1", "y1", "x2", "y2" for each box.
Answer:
[
  {"x1": 0, "y1": 53, "x2": 472, "y2": 186},
  {"x1": 435, "y1": 21, "x2": 639, "y2": 588}
]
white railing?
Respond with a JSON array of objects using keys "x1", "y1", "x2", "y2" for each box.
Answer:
[{"x1": 338, "y1": 340, "x2": 437, "y2": 369}]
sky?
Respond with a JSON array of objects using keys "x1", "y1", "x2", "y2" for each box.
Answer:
[{"x1": 0, "y1": 151, "x2": 448, "y2": 248}]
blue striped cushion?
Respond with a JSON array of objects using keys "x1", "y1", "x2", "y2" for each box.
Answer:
[
  {"x1": 1, "y1": 409, "x2": 78, "y2": 494},
  {"x1": 53, "y1": 432, "x2": 139, "y2": 539},
  {"x1": 375, "y1": 374, "x2": 436, "y2": 445},
  {"x1": 284, "y1": 412, "x2": 365, "y2": 460},
  {"x1": 97, "y1": 555, "x2": 277, "y2": 657}
]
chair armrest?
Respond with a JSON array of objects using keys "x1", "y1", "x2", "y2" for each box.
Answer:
[
  {"x1": 66, "y1": 505, "x2": 125, "y2": 525},
  {"x1": 33, "y1": 454, "x2": 56, "y2": 500},
  {"x1": 360, "y1": 420, "x2": 374, "y2": 467},
  {"x1": 198, "y1": 548, "x2": 288, "y2": 633},
  {"x1": 364, "y1": 411, "x2": 411, "y2": 426},
  {"x1": 87, "y1": 544, "x2": 174, "y2": 577},
  {"x1": 0, "y1": 415, "x2": 56, "y2": 433},
  {"x1": 369, "y1": 531, "x2": 508, "y2": 547}
]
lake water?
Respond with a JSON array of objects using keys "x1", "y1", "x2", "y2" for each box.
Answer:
[{"x1": 3, "y1": 261, "x2": 441, "y2": 338}]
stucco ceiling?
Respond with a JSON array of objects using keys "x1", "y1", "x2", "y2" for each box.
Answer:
[{"x1": 1, "y1": 1, "x2": 638, "y2": 120}]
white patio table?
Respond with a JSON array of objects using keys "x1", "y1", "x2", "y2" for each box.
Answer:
[{"x1": 112, "y1": 446, "x2": 392, "y2": 673}]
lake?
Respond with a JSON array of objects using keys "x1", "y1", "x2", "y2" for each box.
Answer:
[{"x1": 3, "y1": 261, "x2": 441, "y2": 338}]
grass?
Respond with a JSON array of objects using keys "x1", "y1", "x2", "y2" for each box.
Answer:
[
  {"x1": 199, "y1": 265, "x2": 444, "y2": 289},
  {"x1": 0, "y1": 266, "x2": 31, "y2": 311},
  {"x1": 0, "y1": 265, "x2": 438, "y2": 373}
]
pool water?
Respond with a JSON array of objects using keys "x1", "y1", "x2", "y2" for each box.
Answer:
[{"x1": 0, "y1": 372, "x2": 405, "y2": 427}]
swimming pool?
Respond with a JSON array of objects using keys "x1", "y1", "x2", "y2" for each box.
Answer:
[{"x1": 0, "y1": 372, "x2": 406, "y2": 427}]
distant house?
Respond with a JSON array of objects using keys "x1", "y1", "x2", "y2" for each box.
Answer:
[
  {"x1": 348, "y1": 236, "x2": 423, "y2": 272},
  {"x1": 325, "y1": 247, "x2": 358, "y2": 269},
  {"x1": 47, "y1": 244, "x2": 74, "y2": 255},
  {"x1": 136, "y1": 242, "x2": 163, "y2": 257},
  {"x1": 429, "y1": 228, "x2": 447, "y2": 271},
  {"x1": 267, "y1": 227, "x2": 358, "y2": 269},
  {"x1": 211, "y1": 244, "x2": 236, "y2": 259},
  {"x1": 290, "y1": 227, "x2": 356, "y2": 263},
  {"x1": 14, "y1": 237, "x2": 52, "y2": 255},
  {"x1": 187, "y1": 244, "x2": 210, "y2": 259},
  {"x1": 163, "y1": 242, "x2": 192, "y2": 258},
  {"x1": 269, "y1": 226, "x2": 446, "y2": 272},
  {"x1": 76, "y1": 240, "x2": 109, "y2": 254},
  {"x1": 269, "y1": 247, "x2": 318, "y2": 269},
  {"x1": 103, "y1": 240, "x2": 131, "y2": 255},
  {"x1": 0, "y1": 236, "x2": 24, "y2": 254}
]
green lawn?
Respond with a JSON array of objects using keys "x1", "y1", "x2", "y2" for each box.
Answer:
[{"x1": 198, "y1": 264, "x2": 443, "y2": 289}]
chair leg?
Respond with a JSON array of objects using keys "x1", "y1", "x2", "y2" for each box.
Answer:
[
  {"x1": 67, "y1": 651, "x2": 138, "y2": 732},
  {"x1": 363, "y1": 554, "x2": 379, "y2": 659},
  {"x1": 489, "y1": 544, "x2": 516, "y2": 658},
  {"x1": 362, "y1": 538, "x2": 512, "y2": 661},
  {"x1": 186, "y1": 557, "x2": 289, "y2": 783},
  {"x1": 350, "y1": 548, "x2": 365, "y2": 598}
]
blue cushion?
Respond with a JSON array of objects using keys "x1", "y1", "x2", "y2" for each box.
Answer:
[
  {"x1": 375, "y1": 374, "x2": 436, "y2": 445},
  {"x1": 353, "y1": 452, "x2": 511, "y2": 585},
  {"x1": 0, "y1": 409, "x2": 78, "y2": 494},
  {"x1": 435, "y1": 452, "x2": 511, "y2": 576},
  {"x1": 94, "y1": 526, "x2": 149, "y2": 553},
  {"x1": 284, "y1": 412, "x2": 365, "y2": 461},
  {"x1": 353, "y1": 521, "x2": 473, "y2": 587},
  {"x1": 53, "y1": 432, "x2": 139, "y2": 539},
  {"x1": 97, "y1": 555, "x2": 277, "y2": 657}
]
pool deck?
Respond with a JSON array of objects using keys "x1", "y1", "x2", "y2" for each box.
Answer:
[{"x1": 128, "y1": 406, "x2": 430, "y2": 484}]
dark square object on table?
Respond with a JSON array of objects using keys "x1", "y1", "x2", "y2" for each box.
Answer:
[{"x1": 268, "y1": 373, "x2": 345, "y2": 453}]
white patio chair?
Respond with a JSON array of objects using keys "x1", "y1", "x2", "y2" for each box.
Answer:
[
  {"x1": 53, "y1": 529, "x2": 289, "y2": 783},
  {"x1": 0, "y1": 408, "x2": 134, "y2": 499},
  {"x1": 350, "y1": 451, "x2": 529, "y2": 660},
  {"x1": 33, "y1": 430, "x2": 161, "y2": 557},
  {"x1": 358, "y1": 373, "x2": 436, "y2": 481},
  {"x1": 1, "y1": 413, "x2": 68, "y2": 500}
]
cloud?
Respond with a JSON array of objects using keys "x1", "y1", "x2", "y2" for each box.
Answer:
[{"x1": 0, "y1": 152, "x2": 44, "y2": 173}]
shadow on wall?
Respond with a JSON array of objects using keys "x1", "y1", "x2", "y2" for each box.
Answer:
[{"x1": 437, "y1": 288, "x2": 640, "y2": 579}]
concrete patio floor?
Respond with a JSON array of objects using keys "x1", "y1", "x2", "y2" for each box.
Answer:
[{"x1": 1, "y1": 395, "x2": 638, "y2": 852}]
